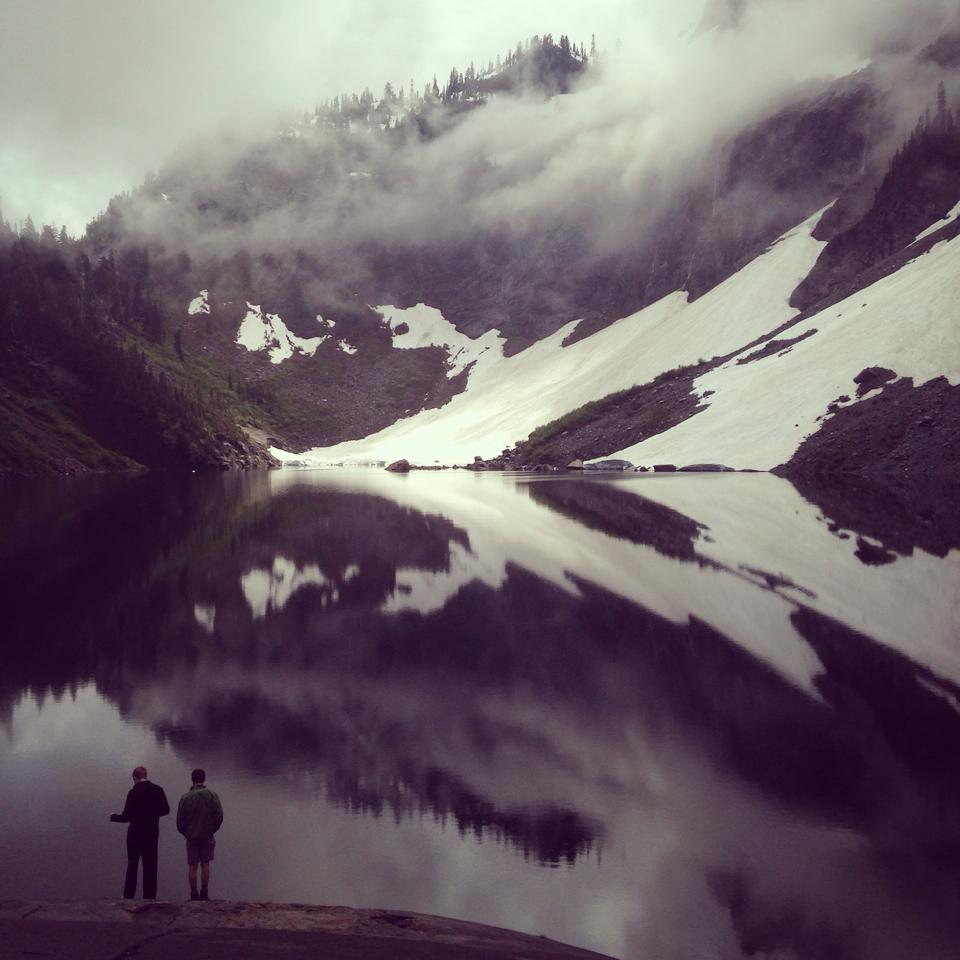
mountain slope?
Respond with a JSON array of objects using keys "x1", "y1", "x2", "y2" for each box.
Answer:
[
  {"x1": 273, "y1": 207, "x2": 828, "y2": 466},
  {"x1": 6, "y1": 18, "x2": 960, "y2": 475}
]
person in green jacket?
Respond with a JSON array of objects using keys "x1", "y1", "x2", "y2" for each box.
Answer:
[{"x1": 176, "y1": 768, "x2": 223, "y2": 901}]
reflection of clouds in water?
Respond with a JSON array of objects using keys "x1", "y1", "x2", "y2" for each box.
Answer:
[
  {"x1": 110, "y1": 644, "x2": 960, "y2": 960},
  {"x1": 240, "y1": 556, "x2": 336, "y2": 618}
]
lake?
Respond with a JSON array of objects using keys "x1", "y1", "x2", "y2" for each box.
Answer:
[{"x1": 1, "y1": 469, "x2": 958, "y2": 959}]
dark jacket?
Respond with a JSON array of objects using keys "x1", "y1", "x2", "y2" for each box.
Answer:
[
  {"x1": 111, "y1": 781, "x2": 170, "y2": 839},
  {"x1": 176, "y1": 784, "x2": 223, "y2": 842}
]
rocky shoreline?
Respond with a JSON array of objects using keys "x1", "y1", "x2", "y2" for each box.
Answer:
[{"x1": 385, "y1": 456, "x2": 741, "y2": 474}]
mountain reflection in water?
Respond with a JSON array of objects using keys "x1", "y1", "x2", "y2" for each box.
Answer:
[{"x1": 1, "y1": 470, "x2": 958, "y2": 960}]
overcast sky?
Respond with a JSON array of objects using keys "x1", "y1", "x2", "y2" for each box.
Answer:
[{"x1": 0, "y1": 0, "x2": 700, "y2": 233}]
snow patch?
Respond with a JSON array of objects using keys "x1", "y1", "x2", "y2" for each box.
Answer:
[
  {"x1": 241, "y1": 556, "x2": 333, "y2": 618},
  {"x1": 337, "y1": 339, "x2": 358, "y2": 355},
  {"x1": 236, "y1": 302, "x2": 327, "y2": 364},
  {"x1": 379, "y1": 303, "x2": 503, "y2": 378},
  {"x1": 187, "y1": 290, "x2": 210, "y2": 316}
]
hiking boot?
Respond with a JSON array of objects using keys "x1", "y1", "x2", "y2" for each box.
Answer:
[{"x1": 190, "y1": 891, "x2": 200, "y2": 901}]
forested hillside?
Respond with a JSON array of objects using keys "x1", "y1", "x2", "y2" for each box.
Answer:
[{"x1": 0, "y1": 221, "x2": 274, "y2": 473}]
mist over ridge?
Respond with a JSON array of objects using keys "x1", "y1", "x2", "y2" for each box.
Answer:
[{"x1": 78, "y1": 0, "x2": 957, "y2": 343}]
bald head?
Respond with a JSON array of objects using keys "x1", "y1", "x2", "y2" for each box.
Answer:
[{"x1": 132, "y1": 766, "x2": 148, "y2": 782}]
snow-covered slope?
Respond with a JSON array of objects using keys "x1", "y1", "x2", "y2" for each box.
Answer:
[
  {"x1": 273, "y1": 201, "x2": 960, "y2": 469},
  {"x1": 275, "y1": 207, "x2": 829, "y2": 465},
  {"x1": 614, "y1": 229, "x2": 960, "y2": 469}
]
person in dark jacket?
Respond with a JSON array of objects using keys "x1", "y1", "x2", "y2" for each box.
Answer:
[
  {"x1": 110, "y1": 766, "x2": 170, "y2": 899},
  {"x1": 176, "y1": 768, "x2": 223, "y2": 901}
]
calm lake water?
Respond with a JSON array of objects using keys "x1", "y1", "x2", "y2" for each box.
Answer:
[{"x1": 1, "y1": 469, "x2": 959, "y2": 959}]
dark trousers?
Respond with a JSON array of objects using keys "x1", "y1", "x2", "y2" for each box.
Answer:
[{"x1": 125, "y1": 834, "x2": 159, "y2": 899}]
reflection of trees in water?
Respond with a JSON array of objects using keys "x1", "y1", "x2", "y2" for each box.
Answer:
[
  {"x1": 0, "y1": 472, "x2": 469, "y2": 688},
  {"x1": 1, "y1": 473, "x2": 602, "y2": 865},
  {"x1": 324, "y1": 765, "x2": 598, "y2": 867}
]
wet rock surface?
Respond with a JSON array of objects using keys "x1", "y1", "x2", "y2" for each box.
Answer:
[{"x1": 0, "y1": 901, "x2": 613, "y2": 960}]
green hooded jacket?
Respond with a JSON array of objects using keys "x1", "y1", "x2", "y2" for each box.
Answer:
[{"x1": 176, "y1": 783, "x2": 223, "y2": 842}]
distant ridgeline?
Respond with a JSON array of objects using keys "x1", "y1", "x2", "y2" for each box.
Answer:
[{"x1": 3, "y1": 25, "x2": 960, "y2": 473}]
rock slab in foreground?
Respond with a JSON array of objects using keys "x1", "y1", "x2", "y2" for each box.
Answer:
[{"x1": 0, "y1": 900, "x2": 615, "y2": 960}]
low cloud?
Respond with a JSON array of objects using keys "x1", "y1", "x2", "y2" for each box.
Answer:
[{"x1": 102, "y1": 0, "x2": 958, "y2": 276}]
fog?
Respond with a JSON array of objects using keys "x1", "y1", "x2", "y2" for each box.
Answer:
[
  {"x1": 1, "y1": 0, "x2": 956, "y2": 253},
  {"x1": 0, "y1": 0, "x2": 691, "y2": 232}
]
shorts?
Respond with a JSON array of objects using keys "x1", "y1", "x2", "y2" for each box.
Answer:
[{"x1": 186, "y1": 838, "x2": 216, "y2": 865}]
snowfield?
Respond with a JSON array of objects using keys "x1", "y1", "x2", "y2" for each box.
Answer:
[{"x1": 273, "y1": 203, "x2": 959, "y2": 469}]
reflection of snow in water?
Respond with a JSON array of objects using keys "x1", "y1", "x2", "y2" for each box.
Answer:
[
  {"x1": 241, "y1": 556, "x2": 334, "y2": 618},
  {"x1": 383, "y1": 541, "x2": 506, "y2": 615},
  {"x1": 274, "y1": 208, "x2": 827, "y2": 467},
  {"x1": 270, "y1": 470, "x2": 960, "y2": 694},
  {"x1": 193, "y1": 603, "x2": 216, "y2": 633}
]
